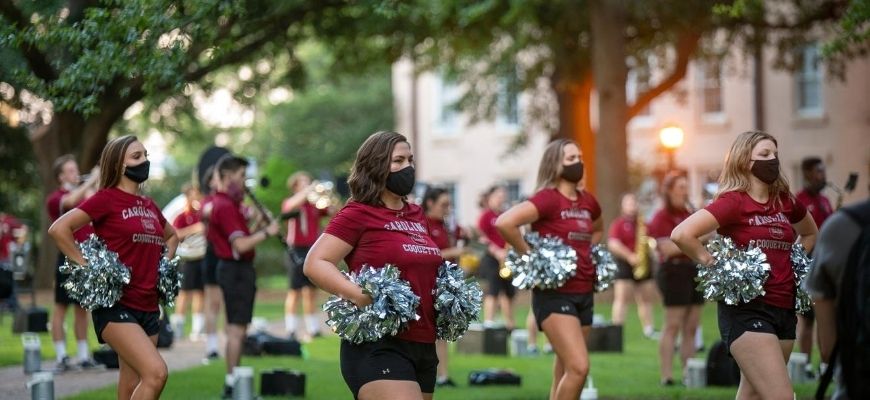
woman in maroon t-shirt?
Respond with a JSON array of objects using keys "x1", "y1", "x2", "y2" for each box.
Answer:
[
  {"x1": 304, "y1": 131, "x2": 443, "y2": 400},
  {"x1": 476, "y1": 185, "x2": 516, "y2": 329},
  {"x1": 672, "y1": 131, "x2": 818, "y2": 399},
  {"x1": 49, "y1": 135, "x2": 178, "y2": 399},
  {"x1": 496, "y1": 139, "x2": 602, "y2": 400},
  {"x1": 422, "y1": 186, "x2": 465, "y2": 388},
  {"x1": 648, "y1": 173, "x2": 705, "y2": 385}
]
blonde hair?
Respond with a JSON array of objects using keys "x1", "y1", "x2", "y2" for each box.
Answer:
[
  {"x1": 716, "y1": 130, "x2": 791, "y2": 207},
  {"x1": 286, "y1": 171, "x2": 312, "y2": 192},
  {"x1": 536, "y1": 138, "x2": 576, "y2": 191}
]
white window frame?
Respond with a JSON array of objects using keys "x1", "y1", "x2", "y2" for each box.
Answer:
[
  {"x1": 627, "y1": 68, "x2": 654, "y2": 128},
  {"x1": 698, "y1": 61, "x2": 725, "y2": 123},
  {"x1": 433, "y1": 74, "x2": 460, "y2": 136},
  {"x1": 795, "y1": 43, "x2": 824, "y2": 118}
]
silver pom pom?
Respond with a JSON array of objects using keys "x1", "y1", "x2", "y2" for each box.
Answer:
[
  {"x1": 323, "y1": 264, "x2": 420, "y2": 344},
  {"x1": 434, "y1": 261, "x2": 483, "y2": 341},
  {"x1": 506, "y1": 232, "x2": 577, "y2": 290},
  {"x1": 695, "y1": 236, "x2": 770, "y2": 305},
  {"x1": 591, "y1": 244, "x2": 618, "y2": 292},
  {"x1": 791, "y1": 243, "x2": 813, "y2": 313},
  {"x1": 59, "y1": 234, "x2": 131, "y2": 311},
  {"x1": 157, "y1": 251, "x2": 183, "y2": 308}
]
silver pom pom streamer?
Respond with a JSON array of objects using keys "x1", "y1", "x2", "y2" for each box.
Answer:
[
  {"x1": 592, "y1": 244, "x2": 618, "y2": 292},
  {"x1": 323, "y1": 264, "x2": 420, "y2": 344},
  {"x1": 158, "y1": 251, "x2": 183, "y2": 308},
  {"x1": 506, "y1": 232, "x2": 577, "y2": 290},
  {"x1": 791, "y1": 243, "x2": 813, "y2": 314},
  {"x1": 435, "y1": 261, "x2": 483, "y2": 341},
  {"x1": 695, "y1": 237, "x2": 771, "y2": 305},
  {"x1": 59, "y1": 234, "x2": 131, "y2": 311}
]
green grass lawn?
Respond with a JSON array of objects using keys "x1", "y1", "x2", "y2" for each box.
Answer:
[{"x1": 64, "y1": 295, "x2": 823, "y2": 400}]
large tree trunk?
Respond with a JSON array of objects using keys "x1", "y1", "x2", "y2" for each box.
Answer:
[
  {"x1": 590, "y1": 0, "x2": 629, "y2": 227},
  {"x1": 553, "y1": 71, "x2": 596, "y2": 194}
]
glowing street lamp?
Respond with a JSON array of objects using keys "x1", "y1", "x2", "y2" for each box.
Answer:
[{"x1": 659, "y1": 125, "x2": 684, "y2": 171}]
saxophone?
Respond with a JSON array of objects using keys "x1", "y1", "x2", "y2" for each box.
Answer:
[{"x1": 633, "y1": 213, "x2": 653, "y2": 280}]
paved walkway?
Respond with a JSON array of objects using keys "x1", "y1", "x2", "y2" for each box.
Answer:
[
  {"x1": 0, "y1": 320, "x2": 293, "y2": 400},
  {"x1": 2, "y1": 334, "x2": 218, "y2": 399}
]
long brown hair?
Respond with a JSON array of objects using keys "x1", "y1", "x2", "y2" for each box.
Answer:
[
  {"x1": 661, "y1": 172, "x2": 690, "y2": 213},
  {"x1": 99, "y1": 135, "x2": 139, "y2": 189},
  {"x1": 536, "y1": 138, "x2": 576, "y2": 191},
  {"x1": 348, "y1": 131, "x2": 408, "y2": 205},
  {"x1": 716, "y1": 130, "x2": 791, "y2": 207}
]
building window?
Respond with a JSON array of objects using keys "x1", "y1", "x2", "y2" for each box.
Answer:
[
  {"x1": 497, "y1": 68, "x2": 521, "y2": 127},
  {"x1": 796, "y1": 43, "x2": 823, "y2": 115},
  {"x1": 505, "y1": 179, "x2": 522, "y2": 204},
  {"x1": 435, "y1": 74, "x2": 460, "y2": 134},
  {"x1": 699, "y1": 61, "x2": 723, "y2": 115}
]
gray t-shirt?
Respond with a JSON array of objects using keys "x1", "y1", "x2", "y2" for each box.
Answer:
[{"x1": 805, "y1": 207, "x2": 865, "y2": 400}]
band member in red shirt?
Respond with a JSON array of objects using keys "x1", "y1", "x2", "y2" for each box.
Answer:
[
  {"x1": 477, "y1": 185, "x2": 515, "y2": 329},
  {"x1": 199, "y1": 166, "x2": 223, "y2": 360},
  {"x1": 170, "y1": 184, "x2": 206, "y2": 341},
  {"x1": 672, "y1": 131, "x2": 818, "y2": 399},
  {"x1": 647, "y1": 173, "x2": 704, "y2": 385},
  {"x1": 46, "y1": 154, "x2": 101, "y2": 372},
  {"x1": 49, "y1": 135, "x2": 179, "y2": 400},
  {"x1": 281, "y1": 171, "x2": 332, "y2": 340},
  {"x1": 496, "y1": 139, "x2": 602, "y2": 400},
  {"x1": 607, "y1": 192, "x2": 658, "y2": 339},
  {"x1": 422, "y1": 186, "x2": 465, "y2": 388},
  {"x1": 794, "y1": 156, "x2": 833, "y2": 376},
  {"x1": 208, "y1": 155, "x2": 279, "y2": 398},
  {"x1": 305, "y1": 131, "x2": 442, "y2": 400}
]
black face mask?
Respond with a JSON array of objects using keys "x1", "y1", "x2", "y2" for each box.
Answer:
[
  {"x1": 386, "y1": 166, "x2": 415, "y2": 196},
  {"x1": 124, "y1": 160, "x2": 150, "y2": 183},
  {"x1": 750, "y1": 158, "x2": 779, "y2": 185},
  {"x1": 560, "y1": 162, "x2": 584, "y2": 183}
]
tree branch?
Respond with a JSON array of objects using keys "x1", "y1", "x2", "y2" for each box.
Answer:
[
  {"x1": 0, "y1": 0, "x2": 59, "y2": 81},
  {"x1": 627, "y1": 30, "x2": 701, "y2": 119}
]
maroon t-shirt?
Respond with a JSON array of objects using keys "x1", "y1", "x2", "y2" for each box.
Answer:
[
  {"x1": 795, "y1": 189, "x2": 832, "y2": 230},
  {"x1": 0, "y1": 214, "x2": 22, "y2": 261},
  {"x1": 282, "y1": 201, "x2": 326, "y2": 247},
  {"x1": 77, "y1": 188, "x2": 167, "y2": 312},
  {"x1": 608, "y1": 215, "x2": 637, "y2": 249},
  {"x1": 477, "y1": 209, "x2": 506, "y2": 248},
  {"x1": 529, "y1": 188, "x2": 601, "y2": 294},
  {"x1": 172, "y1": 209, "x2": 201, "y2": 230},
  {"x1": 207, "y1": 192, "x2": 253, "y2": 261},
  {"x1": 705, "y1": 191, "x2": 807, "y2": 309},
  {"x1": 325, "y1": 201, "x2": 442, "y2": 343},
  {"x1": 647, "y1": 207, "x2": 693, "y2": 263},
  {"x1": 46, "y1": 188, "x2": 95, "y2": 242}
]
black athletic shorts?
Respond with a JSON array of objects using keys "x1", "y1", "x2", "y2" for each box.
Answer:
[
  {"x1": 180, "y1": 259, "x2": 205, "y2": 291},
  {"x1": 286, "y1": 246, "x2": 314, "y2": 290},
  {"x1": 217, "y1": 259, "x2": 256, "y2": 325},
  {"x1": 201, "y1": 244, "x2": 219, "y2": 286},
  {"x1": 480, "y1": 254, "x2": 516, "y2": 298},
  {"x1": 614, "y1": 259, "x2": 653, "y2": 282},
  {"x1": 717, "y1": 299, "x2": 797, "y2": 352},
  {"x1": 340, "y1": 336, "x2": 438, "y2": 399},
  {"x1": 54, "y1": 253, "x2": 79, "y2": 306},
  {"x1": 656, "y1": 259, "x2": 704, "y2": 306},
  {"x1": 91, "y1": 303, "x2": 160, "y2": 344},
  {"x1": 531, "y1": 290, "x2": 594, "y2": 331}
]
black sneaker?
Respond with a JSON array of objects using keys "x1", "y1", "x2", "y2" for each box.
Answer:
[
  {"x1": 436, "y1": 378, "x2": 457, "y2": 387},
  {"x1": 53, "y1": 356, "x2": 76, "y2": 373},
  {"x1": 202, "y1": 351, "x2": 220, "y2": 364},
  {"x1": 221, "y1": 384, "x2": 233, "y2": 399},
  {"x1": 79, "y1": 358, "x2": 105, "y2": 370},
  {"x1": 661, "y1": 378, "x2": 675, "y2": 386}
]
